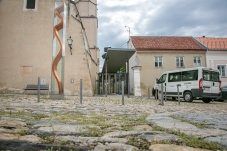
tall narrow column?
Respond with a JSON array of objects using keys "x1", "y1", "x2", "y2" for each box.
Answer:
[
  {"x1": 51, "y1": 2, "x2": 66, "y2": 97},
  {"x1": 131, "y1": 66, "x2": 141, "y2": 96}
]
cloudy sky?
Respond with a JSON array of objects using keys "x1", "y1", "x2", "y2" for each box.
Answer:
[{"x1": 97, "y1": 0, "x2": 227, "y2": 68}]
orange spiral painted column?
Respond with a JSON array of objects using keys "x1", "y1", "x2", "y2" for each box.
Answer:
[{"x1": 52, "y1": 4, "x2": 64, "y2": 94}]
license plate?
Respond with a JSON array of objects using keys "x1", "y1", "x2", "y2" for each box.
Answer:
[{"x1": 204, "y1": 88, "x2": 210, "y2": 91}]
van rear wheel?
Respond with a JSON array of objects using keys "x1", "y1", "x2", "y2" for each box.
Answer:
[{"x1": 183, "y1": 92, "x2": 193, "y2": 102}]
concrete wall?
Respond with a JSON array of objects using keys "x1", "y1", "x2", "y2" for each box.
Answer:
[{"x1": 0, "y1": 0, "x2": 98, "y2": 95}]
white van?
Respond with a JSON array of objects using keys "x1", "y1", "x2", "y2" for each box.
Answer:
[{"x1": 156, "y1": 67, "x2": 221, "y2": 103}]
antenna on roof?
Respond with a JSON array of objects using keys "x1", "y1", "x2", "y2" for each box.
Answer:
[{"x1": 125, "y1": 25, "x2": 131, "y2": 40}]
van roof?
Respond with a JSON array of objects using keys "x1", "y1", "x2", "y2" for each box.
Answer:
[{"x1": 163, "y1": 67, "x2": 219, "y2": 74}]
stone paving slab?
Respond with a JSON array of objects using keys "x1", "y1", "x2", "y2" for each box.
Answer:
[
  {"x1": 149, "y1": 144, "x2": 211, "y2": 151},
  {"x1": 174, "y1": 113, "x2": 227, "y2": 130},
  {"x1": 93, "y1": 143, "x2": 139, "y2": 151},
  {"x1": 55, "y1": 136, "x2": 128, "y2": 144},
  {"x1": 146, "y1": 113, "x2": 227, "y2": 147}
]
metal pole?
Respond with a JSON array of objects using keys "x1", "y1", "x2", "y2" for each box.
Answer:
[
  {"x1": 164, "y1": 83, "x2": 167, "y2": 101},
  {"x1": 127, "y1": 60, "x2": 130, "y2": 98},
  {"x1": 122, "y1": 81, "x2": 124, "y2": 105},
  {"x1": 80, "y1": 79, "x2": 83, "y2": 104},
  {"x1": 161, "y1": 83, "x2": 164, "y2": 105},
  {"x1": 159, "y1": 83, "x2": 164, "y2": 105},
  {"x1": 177, "y1": 84, "x2": 180, "y2": 105},
  {"x1": 148, "y1": 87, "x2": 150, "y2": 99},
  {"x1": 105, "y1": 60, "x2": 108, "y2": 97},
  {"x1": 37, "y1": 77, "x2": 40, "y2": 103},
  {"x1": 155, "y1": 88, "x2": 158, "y2": 101}
]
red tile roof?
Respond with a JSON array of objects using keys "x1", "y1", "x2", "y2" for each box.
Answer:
[
  {"x1": 196, "y1": 37, "x2": 227, "y2": 50},
  {"x1": 131, "y1": 36, "x2": 206, "y2": 51}
]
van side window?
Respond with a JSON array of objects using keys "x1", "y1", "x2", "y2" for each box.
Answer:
[
  {"x1": 182, "y1": 70, "x2": 198, "y2": 81},
  {"x1": 168, "y1": 72, "x2": 181, "y2": 82},
  {"x1": 159, "y1": 74, "x2": 167, "y2": 83}
]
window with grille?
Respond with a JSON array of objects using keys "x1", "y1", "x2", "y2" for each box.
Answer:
[
  {"x1": 155, "y1": 56, "x2": 163, "y2": 67},
  {"x1": 217, "y1": 65, "x2": 226, "y2": 77},
  {"x1": 176, "y1": 56, "x2": 184, "y2": 68},
  {"x1": 194, "y1": 56, "x2": 201, "y2": 67}
]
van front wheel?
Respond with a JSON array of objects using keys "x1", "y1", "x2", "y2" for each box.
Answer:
[{"x1": 183, "y1": 92, "x2": 193, "y2": 102}]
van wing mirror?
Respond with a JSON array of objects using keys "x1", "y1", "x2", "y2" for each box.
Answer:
[{"x1": 156, "y1": 78, "x2": 160, "y2": 84}]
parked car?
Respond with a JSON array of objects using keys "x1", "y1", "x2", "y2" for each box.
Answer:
[{"x1": 216, "y1": 85, "x2": 227, "y2": 102}]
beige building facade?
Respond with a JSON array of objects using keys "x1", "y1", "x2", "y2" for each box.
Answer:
[
  {"x1": 0, "y1": 0, "x2": 99, "y2": 96},
  {"x1": 128, "y1": 36, "x2": 206, "y2": 96}
]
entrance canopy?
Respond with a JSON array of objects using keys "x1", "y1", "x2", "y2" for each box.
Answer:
[{"x1": 102, "y1": 48, "x2": 135, "y2": 73}]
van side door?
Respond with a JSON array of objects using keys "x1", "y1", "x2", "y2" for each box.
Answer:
[
  {"x1": 167, "y1": 72, "x2": 182, "y2": 96},
  {"x1": 181, "y1": 70, "x2": 198, "y2": 92}
]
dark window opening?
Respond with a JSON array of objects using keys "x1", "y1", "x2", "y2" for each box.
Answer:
[{"x1": 26, "y1": 0, "x2": 36, "y2": 9}]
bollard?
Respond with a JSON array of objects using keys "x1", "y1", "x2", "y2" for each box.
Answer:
[
  {"x1": 148, "y1": 87, "x2": 150, "y2": 99},
  {"x1": 155, "y1": 88, "x2": 158, "y2": 101},
  {"x1": 80, "y1": 79, "x2": 83, "y2": 104},
  {"x1": 164, "y1": 83, "x2": 167, "y2": 101},
  {"x1": 122, "y1": 81, "x2": 124, "y2": 105},
  {"x1": 177, "y1": 84, "x2": 181, "y2": 105},
  {"x1": 159, "y1": 83, "x2": 164, "y2": 105},
  {"x1": 37, "y1": 77, "x2": 40, "y2": 103}
]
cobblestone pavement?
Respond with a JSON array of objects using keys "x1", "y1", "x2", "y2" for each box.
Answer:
[{"x1": 0, "y1": 94, "x2": 226, "y2": 151}]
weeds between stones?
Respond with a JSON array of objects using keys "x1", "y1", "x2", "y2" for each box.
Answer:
[
  {"x1": 170, "y1": 115, "x2": 210, "y2": 129},
  {"x1": 152, "y1": 125, "x2": 223, "y2": 150}
]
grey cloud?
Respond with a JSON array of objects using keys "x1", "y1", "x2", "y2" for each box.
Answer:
[
  {"x1": 136, "y1": 0, "x2": 227, "y2": 36},
  {"x1": 98, "y1": 0, "x2": 227, "y2": 68}
]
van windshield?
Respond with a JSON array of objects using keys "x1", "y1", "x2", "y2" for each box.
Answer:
[
  {"x1": 203, "y1": 70, "x2": 220, "y2": 82},
  {"x1": 158, "y1": 74, "x2": 166, "y2": 83}
]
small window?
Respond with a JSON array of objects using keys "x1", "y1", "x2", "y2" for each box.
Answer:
[
  {"x1": 155, "y1": 56, "x2": 163, "y2": 67},
  {"x1": 176, "y1": 56, "x2": 184, "y2": 68},
  {"x1": 26, "y1": 0, "x2": 36, "y2": 9},
  {"x1": 194, "y1": 56, "x2": 201, "y2": 67},
  {"x1": 217, "y1": 65, "x2": 226, "y2": 77}
]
